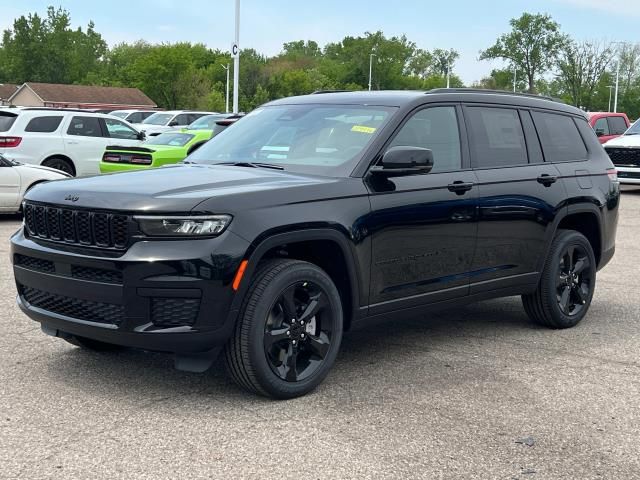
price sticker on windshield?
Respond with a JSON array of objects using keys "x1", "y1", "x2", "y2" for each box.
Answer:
[{"x1": 351, "y1": 125, "x2": 376, "y2": 134}]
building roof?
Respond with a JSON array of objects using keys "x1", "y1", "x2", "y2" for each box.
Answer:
[
  {"x1": 10, "y1": 82, "x2": 156, "y2": 107},
  {"x1": 0, "y1": 83, "x2": 19, "y2": 100}
]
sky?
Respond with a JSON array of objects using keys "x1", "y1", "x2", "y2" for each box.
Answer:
[{"x1": 1, "y1": 0, "x2": 639, "y2": 84}]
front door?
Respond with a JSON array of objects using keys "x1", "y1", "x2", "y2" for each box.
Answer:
[
  {"x1": 366, "y1": 105, "x2": 478, "y2": 314},
  {"x1": 64, "y1": 115, "x2": 110, "y2": 176}
]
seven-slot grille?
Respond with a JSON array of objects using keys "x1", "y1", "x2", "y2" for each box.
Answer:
[
  {"x1": 605, "y1": 147, "x2": 640, "y2": 168},
  {"x1": 23, "y1": 203, "x2": 130, "y2": 249}
]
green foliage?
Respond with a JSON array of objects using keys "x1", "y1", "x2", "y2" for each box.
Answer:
[{"x1": 480, "y1": 13, "x2": 568, "y2": 93}]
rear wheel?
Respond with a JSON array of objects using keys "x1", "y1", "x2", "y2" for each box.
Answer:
[
  {"x1": 224, "y1": 259, "x2": 343, "y2": 399},
  {"x1": 522, "y1": 230, "x2": 596, "y2": 329},
  {"x1": 42, "y1": 157, "x2": 75, "y2": 176},
  {"x1": 64, "y1": 335, "x2": 125, "y2": 352}
]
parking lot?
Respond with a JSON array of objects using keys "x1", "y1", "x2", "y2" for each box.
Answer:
[{"x1": 0, "y1": 188, "x2": 637, "y2": 479}]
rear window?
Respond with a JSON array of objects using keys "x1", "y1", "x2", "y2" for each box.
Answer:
[
  {"x1": 609, "y1": 116, "x2": 628, "y2": 135},
  {"x1": 25, "y1": 116, "x2": 63, "y2": 133},
  {"x1": 466, "y1": 107, "x2": 528, "y2": 168},
  {"x1": 0, "y1": 112, "x2": 17, "y2": 132},
  {"x1": 532, "y1": 112, "x2": 587, "y2": 162}
]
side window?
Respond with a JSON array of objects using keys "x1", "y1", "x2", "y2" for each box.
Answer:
[
  {"x1": 466, "y1": 107, "x2": 528, "y2": 168},
  {"x1": 388, "y1": 106, "x2": 461, "y2": 173},
  {"x1": 140, "y1": 112, "x2": 154, "y2": 122},
  {"x1": 67, "y1": 116, "x2": 103, "y2": 137},
  {"x1": 608, "y1": 116, "x2": 628, "y2": 135},
  {"x1": 593, "y1": 118, "x2": 610, "y2": 136},
  {"x1": 188, "y1": 113, "x2": 205, "y2": 124},
  {"x1": 532, "y1": 112, "x2": 587, "y2": 162},
  {"x1": 127, "y1": 113, "x2": 142, "y2": 124},
  {"x1": 173, "y1": 114, "x2": 190, "y2": 125},
  {"x1": 104, "y1": 118, "x2": 140, "y2": 140},
  {"x1": 25, "y1": 116, "x2": 63, "y2": 133}
]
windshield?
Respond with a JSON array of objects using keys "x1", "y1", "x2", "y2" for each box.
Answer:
[
  {"x1": 189, "y1": 114, "x2": 230, "y2": 130},
  {"x1": 110, "y1": 111, "x2": 129, "y2": 120},
  {"x1": 146, "y1": 132, "x2": 195, "y2": 146},
  {"x1": 142, "y1": 113, "x2": 174, "y2": 126},
  {"x1": 188, "y1": 104, "x2": 394, "y2": 175},
  {"x1": 625, "y1": 120, "x2": 640, "y2": 135}
]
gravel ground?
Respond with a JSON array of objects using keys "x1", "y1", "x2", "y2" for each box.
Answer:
[{"x1": 0, "y1": 188, "x2": 639, "y2": 480}]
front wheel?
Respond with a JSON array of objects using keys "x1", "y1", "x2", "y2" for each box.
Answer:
[
  {"x1": 224, "y1": 259, "x2": 343, "y2": 399},
  {"x1": 522, "y1": 230, "x2": 596, "y2": 329}
]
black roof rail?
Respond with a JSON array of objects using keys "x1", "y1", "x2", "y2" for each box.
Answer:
[
  {"x1": 311, "y1": 90, "x2": 352, "y2": 94},
  {"x1": 427, "y1": 88, "x2": 556, "y2": 102}
]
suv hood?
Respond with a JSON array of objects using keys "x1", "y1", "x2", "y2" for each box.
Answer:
[
  {"x1": 604, "y1": 135, "x2": 640, "y2": 148},
  {"x1": 24, "y1": 164, "x2": 359, "y2": 213}
]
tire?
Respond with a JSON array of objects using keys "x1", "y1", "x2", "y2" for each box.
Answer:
[
  {"x1": 42, "y1": 157, "x2": 75, "y2": 176},
  {"x1": 224, "y1": 259, "x2": 343, "y2": 399},
  {"x1": 522, "y1": 230, "x2": 596, "y2": 329},
  {"x1": 64, "y1": 335, "x2": 126, "y2": 352}
]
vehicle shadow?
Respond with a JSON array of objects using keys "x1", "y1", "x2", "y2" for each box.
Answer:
[{"x1": 40, "y1": 296, "x2": 553, "y2": 405}]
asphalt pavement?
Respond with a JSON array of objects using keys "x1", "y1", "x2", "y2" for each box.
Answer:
[{"x1": 1, "y1": 188, "x2": 639, "y2": 479}]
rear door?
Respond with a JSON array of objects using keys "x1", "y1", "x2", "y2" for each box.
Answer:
[
  {"x1": 464, "y1": 106, "x2": 567, "y2": 293},
  {"x1": 367, "y1": 104, "x2": 479, "y2": 314},
  {"x1": 64, "y1": 115, "x2": 110, "y2": 176}
]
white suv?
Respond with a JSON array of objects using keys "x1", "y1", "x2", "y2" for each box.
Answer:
[
  {"x1": 109, "y1": 109, "x2": 158, "y2": 124},
  {"x1": 134, "y1": 110, "x2": 214, "y2": 137},
  {"x1": 0, "y1": 108, "x2": 144, "y2": 177}
]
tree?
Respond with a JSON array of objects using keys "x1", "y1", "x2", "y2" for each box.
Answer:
[
  {"x1": 556, "y1": 40, "x2": 613, "y2": 110},
  {"x1": 473, "y1": 67, "x2": 527, "y2": 92},
  {"x1": 0, "y1": 7, "x2": 106, "y2": 84},
  {"x1": 480, "y1": 13, "x2": 568, "y2": 93}
]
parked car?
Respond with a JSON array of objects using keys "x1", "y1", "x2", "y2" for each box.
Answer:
[
  {"x1": 0, "y1": 153, "x2": 69, "y2": 213},
  {"x1": 100, "y1": 129, "x2": 214, "y2": 173},
  {"x1": 134, "y1": 111, "x2": 214, "y2": 137},
  {"x1": 0, "y1": 108, "x2": 144, "y2": 176},
  {"x1": 603, "y1": 119, "x2": 640, "y2": 184},
  {"x1": 109, "y1": 109, "x2": 158, "y2": 124},
  {"x1": 187, "y1": 113, "x2": 234, "y2": 130},
  {"x1": 587, "y1": 112, "x2": 630, "y2": 144},
  {"x1": 12, "y1": 89, "x2": 619, "y2": 399}
]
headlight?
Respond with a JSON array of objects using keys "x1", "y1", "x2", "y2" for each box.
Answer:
[{"x1": 134, "y1": 215, "x2": 232, "y2": 237}]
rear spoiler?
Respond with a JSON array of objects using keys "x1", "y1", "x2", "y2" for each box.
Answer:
[{"x1": 106, "y1": 145, "x2": 156, "y2": 153}]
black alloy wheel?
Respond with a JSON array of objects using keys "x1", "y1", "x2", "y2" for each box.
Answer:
[
  {"x1": 556, "y1": 244, "x2": 592, "y2": 317},
  {"x1": 522, "y1": 229, "x2": 596, "y2": 329},
  {"x1": 224, "y1": 259, "x2": 343, "y2": 399},
  {"x1": 263, "y1": 281, "x2": 334, "y2": 382}
]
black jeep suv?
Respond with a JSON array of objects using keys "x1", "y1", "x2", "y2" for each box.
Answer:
[{"x1": 12, "y1": 89, "x2": 619, "y2": 398}]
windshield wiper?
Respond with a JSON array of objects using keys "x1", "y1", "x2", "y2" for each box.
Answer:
[
  {"x1": 218, "y1": 161, "x2": 285, "y2": 170},
  {"x1": 624, "y1": 132, "x2": 639, "y2": 136}
]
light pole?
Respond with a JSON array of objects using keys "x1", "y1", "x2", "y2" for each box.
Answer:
[
  {"x1": 232, "y1": 0, "x2": 240, "y2": 113},
  {"x1": 368, "y1": 53, "x2": 376, "y2": 91},
  {"x1": 607, "y1": 85, "x2": 614, "y2": 113},
  {"x1": 221, "y1": 64, "x2": 230, "y2": 113},
  {"x1": 446, "y1": 61, "x2": 451, "y2": 88},
  {"x1": 612, "y1": 41, "x2": 624, "y2": 113}
]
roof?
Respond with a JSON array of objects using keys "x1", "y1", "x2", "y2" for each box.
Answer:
[
  {"x1": 10, "y1": 82, "x2": 156, "y2": 107},
  {"x1": 266, "y1": 89, "x2": 585, "y2": 117},
  {"x1": 0, "y1": 83, "x2": 19, "y2": 100}
]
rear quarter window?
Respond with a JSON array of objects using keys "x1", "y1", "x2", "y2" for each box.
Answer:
[
  {"x1": 608, "y1": 116, "x2": 628, "y2": 135},
  {"x1": 0, "y1": 113, "x2": 17, "y2": 132},
  {"x1": 532, "y1": 112, "x2": 587, "y2": 162},
  {"x1": 25, "y1": 116, "x2": 63, "y2": 133}
]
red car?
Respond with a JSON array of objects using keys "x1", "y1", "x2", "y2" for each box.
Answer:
[{"x1": 587, "y1": 112, "x2": 630, "y2": 144}]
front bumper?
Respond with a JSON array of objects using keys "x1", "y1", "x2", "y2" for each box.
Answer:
[
  {"x1": 615, "y1": 167, "x2": 640, "y2": 185},
  {"x1": 11, "y1": 228, "x2": 250, "y2": 354}
]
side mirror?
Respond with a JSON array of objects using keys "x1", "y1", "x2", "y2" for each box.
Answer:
[
  {"x1": 168, "y1": 120, "x2": 179, "y2": 127},
  {"x1": 370, "y1": 146, "x2": 434, "y2": 177},
  {"x1": 595, "y1": 129, "x2": 605, "y2": 137},
  {"x1": 137, "y1": 131, "x2": 146, "y2": 141}
]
